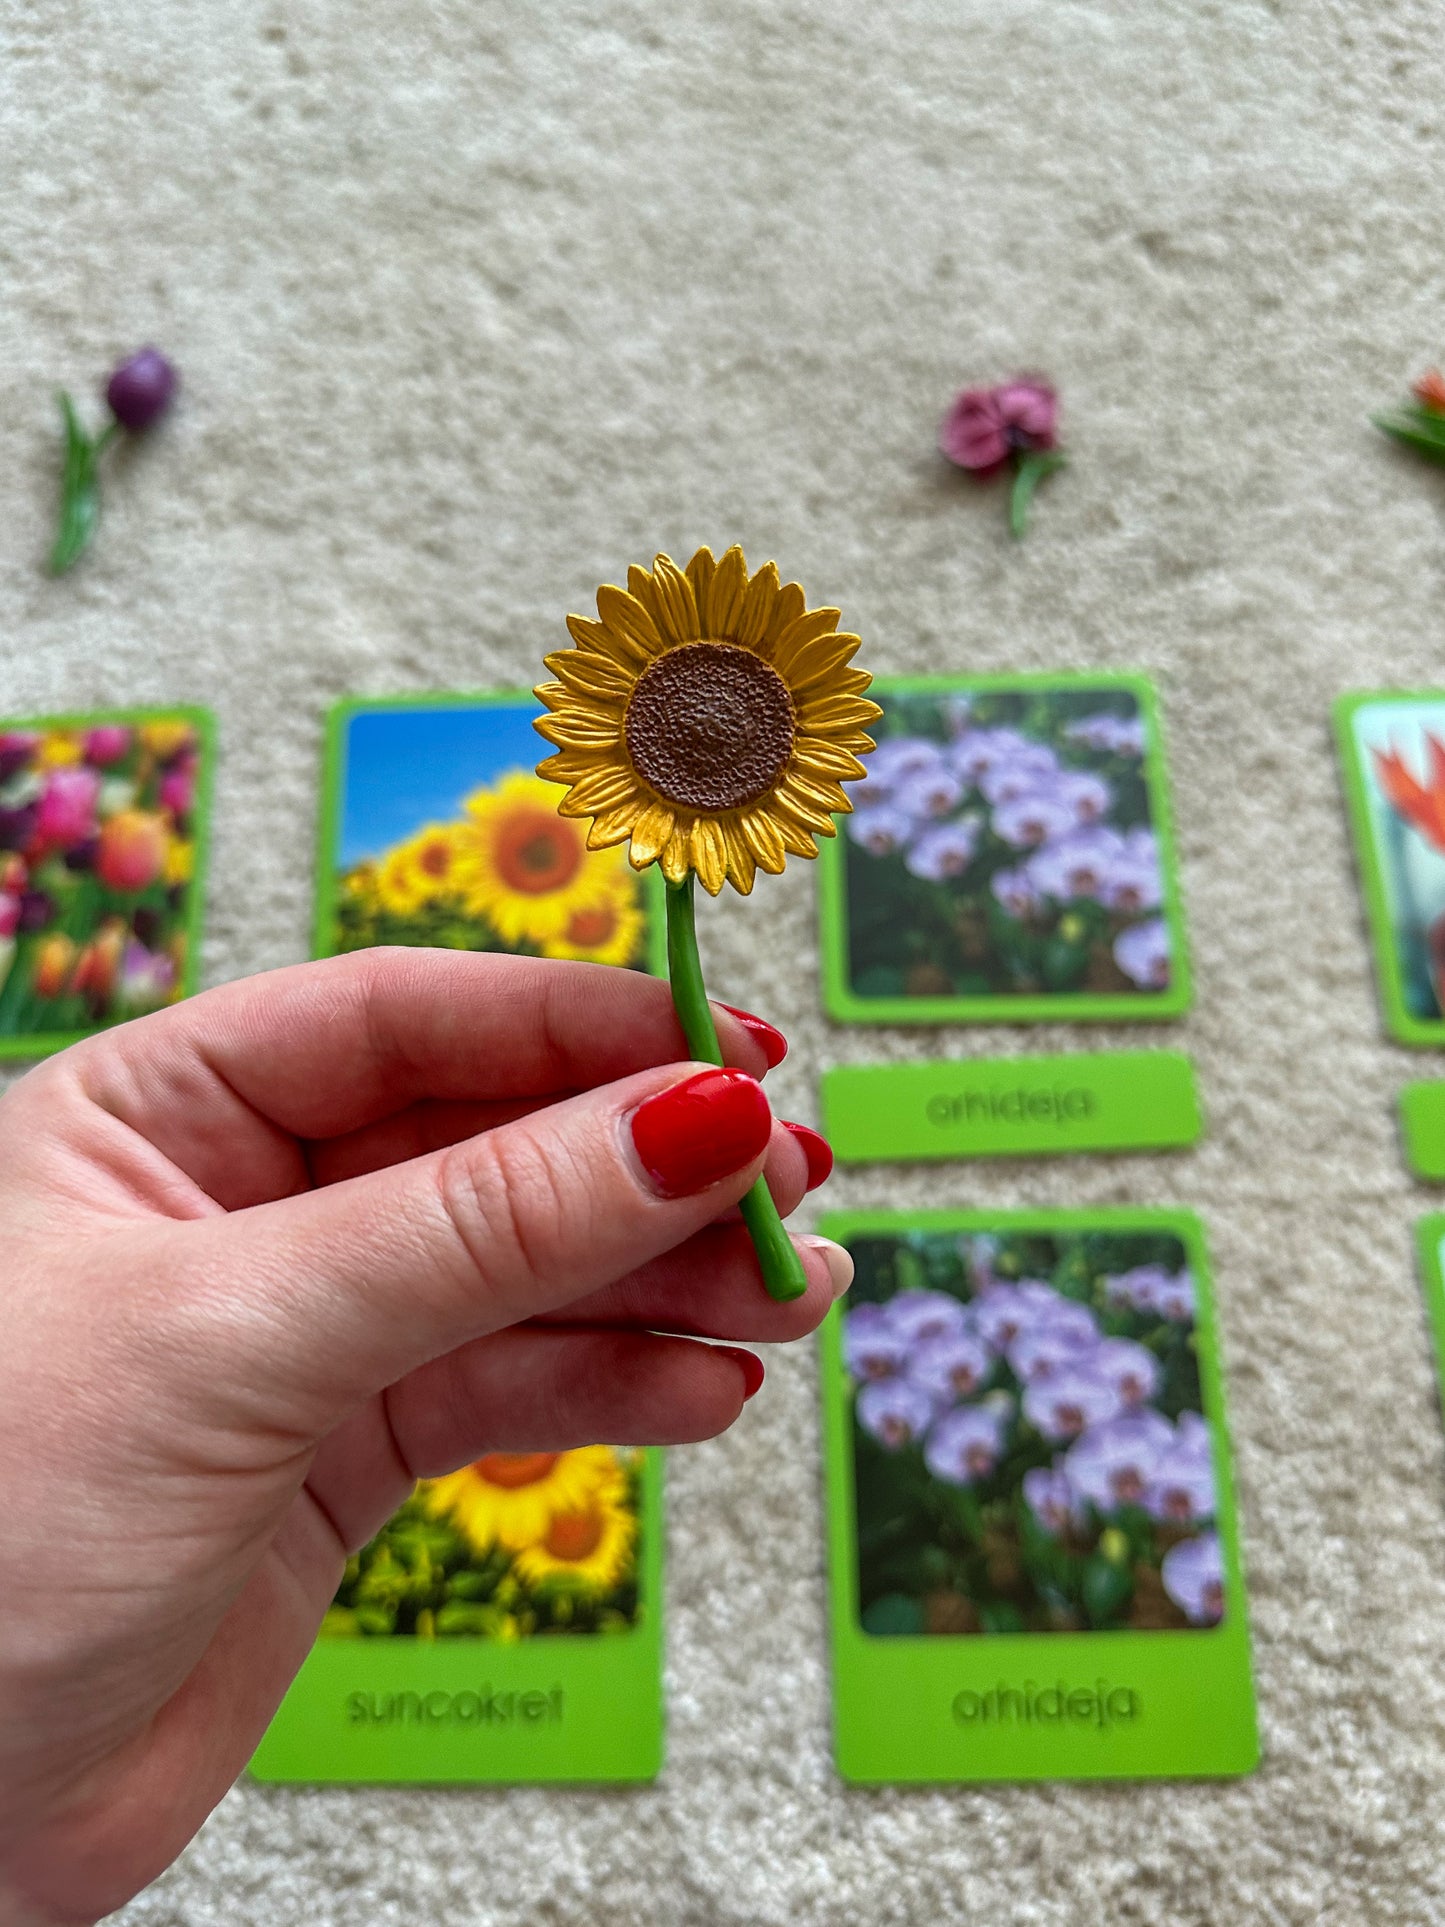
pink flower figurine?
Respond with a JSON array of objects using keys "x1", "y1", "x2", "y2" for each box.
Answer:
[{"x1": 939, "y1": 376, "x2": 1066, "y2": 537}]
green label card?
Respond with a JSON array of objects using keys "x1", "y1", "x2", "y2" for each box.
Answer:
[
  {"x1": 818, "y1": 1209, "x2": 1257, "y2": 1782},
  {"x1": 821, "y1": 1052, "x2": 1200, "y2": 1162},
  {"x1": 263, "y1": 692, "x2": 669, "y2": 1783},
  {"x1": 1335, "y1": 691, "x2": 1445, "y2": 1048},
  {"x1": 1401, "y1": 1083, "x2": 1445, "y2": 1181},
  {"x1": 817, "y1": 673, "x2": 1191, "y2": 1026},
  {"x1": 0, "y1": 708, "x2": 214, "y2": 1060},
  {"x1": 251, "y1": 1451, "x2": 664, "y2": 1783}
]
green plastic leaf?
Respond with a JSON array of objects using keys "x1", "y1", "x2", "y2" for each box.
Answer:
[
  {"x1": 48, "y1": 392, "x2": 102, "y2": 576},
  {"x1": 1374, "y1": 407, "x2": 1445, "y2": 467},
  {"x1": 1009, "y1": 449, "x2": 1067, "y2": 539}
]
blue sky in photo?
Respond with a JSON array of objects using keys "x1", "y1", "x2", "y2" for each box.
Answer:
[{"x1": 338, "y1": 702, "x2": 544, "y2": 867}]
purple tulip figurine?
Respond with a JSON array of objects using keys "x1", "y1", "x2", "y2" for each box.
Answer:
[{"x1": 48, "y1": 347, "x2": 179, "y2": 575}]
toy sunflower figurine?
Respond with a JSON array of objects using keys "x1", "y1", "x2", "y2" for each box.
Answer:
[{"x1": 535, "y1": 544, "x2": 879, "y2": 1300}]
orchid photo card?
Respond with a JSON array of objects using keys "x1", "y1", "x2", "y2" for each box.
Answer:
[
  {"x1": 817, "y1": 674, "x2": 1189, "y2": 1025},
  {"x1": 818, "y1": 1209, "x2": 1257, "y2": 1782}
]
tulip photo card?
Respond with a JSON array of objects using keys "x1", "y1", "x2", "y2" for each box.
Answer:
[
  {"x1": 818, "y1": 1209, "x2": 1257, "y2": 1782},
  {"x1": 312, "y1": 692, "x2": 664, "y2": 971},
  {"x1": 252, "y1": 1446, "x2": 665, "y2": 1783},
  {"x1": 0, "y1": 707, "x2": 212, "y2": 1059},
  {"x1": 817, "y1": 674, "x2": 1190, "y2": 1024},
  {"x1": 1336, "y1": 691, "x2": 1445, "y2": 1047}
]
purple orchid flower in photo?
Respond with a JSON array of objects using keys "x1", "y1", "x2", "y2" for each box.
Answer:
[
  {"x1": 857, "y1": 738, "x2": 943, "y2": 798},
  {"x1": 1146, "y1": 1423, "x2": 1217, "y2": 1526},
  {"x1": 946, "y1": 726, "x2": 1036, "y2": 786},
  {"x1": 1022, "y1": 1363, "x2": 1124, "y2": 1443},
  {"x1": 1022, "y1": 1465, "x2": 1080, "y2": 1536},
  {"x1": 1063, "y1": 1410, "x2": 1173, "y2": 1510},
  {"x1": 972, "y1": 1285, "x2": 1033, "y2": 1351},
  {"x1": 992, "y1": 790, "x2": 1078, "y2": 850},
  {"x1": 904, "y1": 819, "x2": 981, "y2": 882},
  {"x1": 886, "y1": 1290, "x2": 971, "y2": 1347},
  {"x1": 1102, "y1": 1264, "x2": 1167, "y2": 1314},
  {"x1": 1161, "y1": 1532, "x2": 1225, "y2": 1625},
  {"x1": 1053, "y1": 768, "x2": 1113, "y2": 826},
  {"x1": 857, "y1": 1377, "x2": 936, "y2": 1450},
  {"x1": 894, "y1": 766, "x2": 965, "y2": 820},
  {"x1": 1026, "y1": 826, "x2": 1127, "y2": 902},
  {"x1": 1008, "y1": 1323, "x2": 1096, "y2": 1384},
  {"x1": 1064, "y1": 712, "x2": 1146, "y2": 757},
  {"x1": 1113, "y1": 916, "x2": 1171, "y2": 988},
  {"x1": 990, "y1": 866, "x2": 1042, "y2": 920},
  {"x1": 842, "y1": 1304, "x2": 911, "y2": 1382},
  {"x1": 1155, "y1": 1268, "x2": 1195, "y2": 1322},
  {"x1": 1089, "y1": 1338, "x2": 1162, "y2": 1407},
  {"x1": 846, "y1": 805, "x2": 916, "y2": 858},
  {"x1": 908, "y1": 1330, "x2": 994, "y2": 1403},
  {"x1": 978, "y1": 745, "x2": 1059, "y2": 807},
  {"x1": 924, "y1": 1400, "x2": 1013, "y2": 1485}
]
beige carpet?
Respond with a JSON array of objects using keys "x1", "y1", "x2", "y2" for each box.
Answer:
[{"x1": 6, "y1": 0, "x2": 1445, "y2": 1919}]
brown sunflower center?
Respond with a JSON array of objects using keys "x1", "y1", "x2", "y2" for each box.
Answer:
[
  {"x1": 472, "y1": 1452, "x2": 561, "y2": 1489},
  {"x1": 494, "y1": 812, "x2": 583, "y2": 895},
  {"x1": 624, "y1": 642, "x2": 795, "y2": 813},
  {"x1": 565, "y1": 904, "x2": 618, "y2": 947},
  {"x1": 544, "y1": 1508, "x2": 606, "y2": 1562},
  {"x1": 417, "y1": 837, "x2": 452, "y2": 879}
]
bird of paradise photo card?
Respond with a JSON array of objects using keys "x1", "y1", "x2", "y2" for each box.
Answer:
[
  {"x1": 816, "y1": 674, "x2": 1190, "y2": 1026},
  {"x1": 817, "y1": 1208, "x2": 1257, "y2": 1782},
  {"x1": 254, "y1": 693, "x2": 667, "y2": 1783},
  {"x1": 1336, "y1": 692, "x2": 1445, "y2": 1047}
]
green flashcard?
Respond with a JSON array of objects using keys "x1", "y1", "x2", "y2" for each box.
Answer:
[
  {"x1": 821, "y1": 1051, "x2": 1201, "y2": 1162},
  {"x1": 257, "y1": 692, "x2": 668, "y2": 1784},
  {"x1": 1401, "y1": 1083, "x2": 1445, "y2": 1181},
  {"x1": 251, "y1": 1452, "x2": 664, "y2": 1783},
  {"x1": 818, "y1": 1209, "x2": 1257, "y2": 1782},
  {"x1": 818, "y1": 673, "x2": 1191, "y2": 1025},
  {"x1": 312, "y1": 692, "x2": 664, "y2": 971},
  {"x1": 1335, "y1": 691, "x2": 1445, "y2": 1047},
  {"x1": 1414, "y1": 1218, "x2": 1445, "y2": 1421},
  {"x1": 0, "y1": 707, "x2": 213, "y2": 1059}
]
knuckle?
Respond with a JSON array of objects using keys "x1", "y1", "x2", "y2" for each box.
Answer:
[{"x1": 436, "y1": 1124, "x2": 586, "y2": 1311}]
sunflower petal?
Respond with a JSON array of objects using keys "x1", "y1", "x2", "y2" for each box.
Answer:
[
  {"x1": 735, "y1": 560, "x2": 780, "y2": 649},
  {"x1": 793, "y1": 738, "x2": 870, "y2": 780},
  {"x1": 586, "y1": 813, "x2": 635, "y2": 849},
  {"x1": 629, "y1": 802, "x2": 676, "y2": 867},
  {"x1": 776, "y1": 818, "x2": 820, "y2": 858},
  {"x1": 685, "y1": 546, "x2": 716, "y2": 620},
  {"x1": 776, "y1": 631, "x2": 861, "y2": 687},
  {"x1": 560, "y1": 766, "x2": 644, "y2": 816},
  {"x1": 626, "y1": 564, "x2": 670, "y2": 639},
  {"x1": 543, "y1": 649, "x2": 634, "y2": 702},
  {"x1": 720, "y1": 819, "x2": 757, "y2": 895},
  {"x1": 760, "y1": 580, "x2": 806, "y2": 654},
  {"x1": 779, "y1": 770, "x2": 851, "y2": 818},
  {"x1": 537, "y1": 747, "x2": 609, "y2": 783},
  {"x1": 797, "y1": 694, "x2": 885, "y2": 734},
  {"x1": 652, "y1": 553, "x2": 701, "y2": 642},
  {"x1": 690, "y1": 817, "x2": 728, "y2": 895},
  {"x1": 595, "y1": 585, "x2": 666, "y2": 663},
  {"x1": 565, "y1": 614, "x2": 638, "y2": 667},
  {"x1": 534, "y1": 710, "x2": 624, "y2": 751},
  {"x1": 659, "y1": 828, "x2": 694, "y2": 884},
  {"x1": 738, "y1": 806, "x2": 788, "y2": 874},
  {"x1": 706, "y1": 544, "x2": 748, "y2": 641},
  {"x1": 771, "y1": 607, "x2": 842, "y2": 666}
]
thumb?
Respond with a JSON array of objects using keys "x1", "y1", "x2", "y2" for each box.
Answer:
[{"x1": 159, "y1": 1061, "x2": 777, "y2": 1429}]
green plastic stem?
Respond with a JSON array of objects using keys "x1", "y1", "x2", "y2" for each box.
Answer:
[{"x1": 664, "y1": 875, "x2": 807, "y2": 1303}]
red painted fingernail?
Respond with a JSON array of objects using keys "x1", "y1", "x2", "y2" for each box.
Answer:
[
  {"x1": 716, "y1": 1345, "x2": 765, "y2": 1400},
  {"x1": 630, "y1": 1068, "x2": 772, "y2": 1198},
  {"x1": 717, "y1": 1002, "x2": 788, "y2": 1069},
  {"x1": 783, "y1": 1120, "x2": 834, "y2": 1191}
]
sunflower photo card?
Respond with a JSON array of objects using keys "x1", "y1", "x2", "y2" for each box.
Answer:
[
  {"x1": 258, "y1": 692, "x2": 667, "y2": 1783},
  {"x1": 0, "y1": 707, "x2": 213, "y2": 1059},
  {"x1": 817, "y1": 674, "x2": 1190, "y2": 1025},
  {"x1": 818, "y1": 1209, "x2": 1257, "y2": 1783}
]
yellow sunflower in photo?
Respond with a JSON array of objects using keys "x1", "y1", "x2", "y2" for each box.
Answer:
[
  {"x1": 540, "y1": 866, "x2": 648, "y2": 968},
  {"x1": 513, "y1": 1487, "x2": 638, "y2": 1594},
  {"x1": 374, "y1": 822, "x2": 476, "y2": 917},
  {"x1": 463, "y1": 770, "x2": 633, "y2": 946},
  {"x1": 533, "y1": 544, "x2": 881, "y2": 896},
  {"x1": 419, "y1": 1446, "x2": 622, "y2": 1554}
]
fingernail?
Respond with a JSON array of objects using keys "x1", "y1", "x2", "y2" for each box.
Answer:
[
  {"x1": 783, "y1": 1120, "x2": 834, "y2": 1191},
  {"x1": 717, "y1": 1001, "x2": 788, "y2": 1069},
  {"x1": 797, "y1": 1235, "x2": 854, "y2": 1298},
  {"x1": 716, "y1": 1344, "x2": 765, "y2": 1400},
  {"x1": 630, "y1": 1068, "x2": 772, "y2": 1199}
]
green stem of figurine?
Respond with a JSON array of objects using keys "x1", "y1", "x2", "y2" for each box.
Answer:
[
  {"x1": 1009, "y1": 448, "x2": 1067, "y2": 540},
  {"x1": 665, "y1": 875, "x2": 807, "y2": 1304},
  {"x1": 48, "y1": 398, "x2": 119, "y2": 577}
]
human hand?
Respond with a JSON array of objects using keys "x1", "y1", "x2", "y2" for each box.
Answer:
[{"x1": 0, "y1": 950, "x2": 847, "y2": 1925}]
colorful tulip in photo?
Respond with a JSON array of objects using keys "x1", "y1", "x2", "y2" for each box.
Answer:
[
  {"x1": 323, "y1": 700, "x2": 656, "y2": 972},
  {"x1": 48, "y1": 347, "x2": 179, "y2": 575},
  {"x1": 0, "y1": 711, "x2": 208, "y2": 1055},
  {"x1": 534, "y1": 545, "x2": 879, "y2": 1302},
  {"x1": 841, "y1": 1227, "x2": 1225, "y2": 1637},
  {"x1": 939, "y1": 376, "x2": 1066, "y2": 537},
  {"x1": 824, "y1": 677, "x2": 1188, "y2": 1021},
  {"x1": 322, "y1": 1447, "x2": 644, "y2": 1639}
]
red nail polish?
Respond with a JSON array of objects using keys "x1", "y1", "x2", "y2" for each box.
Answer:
[
  {"x1": 783, "y1": 1120, "x2": 834, "y2": 1191},
  {"x1": 717, "y1": 1345, "x2": 765, "y2": 1400},
  {"x1": 718, "y1": 1002, "x2": 788, "y2": 1069},
  {"x1": 630, "y1": 1068, "x2": 772, "y2": 1198}
]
